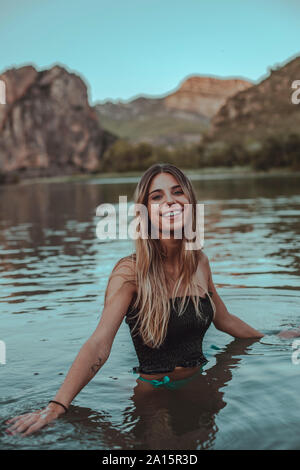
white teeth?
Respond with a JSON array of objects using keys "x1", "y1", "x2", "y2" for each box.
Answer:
[{"x1": 162, "y1": 210, "x2": 182, "y2": 217}]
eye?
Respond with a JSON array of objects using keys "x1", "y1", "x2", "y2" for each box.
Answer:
[
  {"x1": 151, "y1": 194, "x2": 162, "y2": 200},
  {"x1": 174, "y1": 190, "x2": 184, "y2": 195}
]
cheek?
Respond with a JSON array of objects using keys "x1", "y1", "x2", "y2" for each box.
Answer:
[
  {"x1": 148, "y1": 203, "x2": 160, "y2": 225},
  {"x1": 183, "y1": 205, "x2": 193, "y2": 225}
]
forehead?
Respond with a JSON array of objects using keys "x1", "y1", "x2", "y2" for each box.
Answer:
[{"x1": 148, "y1": 172, "x2": 180, "y2": 192}]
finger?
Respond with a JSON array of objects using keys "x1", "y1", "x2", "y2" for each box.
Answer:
[
  {"x1": 6, "y1": 413, "x2": 38, "y2": 432},
  {"x1": 9, "y1": 416, "x2": 40, "y2": 435},
  {"x1": 11, "y1": 419, "x2": 36, "y2": 435},
  {"x1": 7, "y1": 420, "x2": 31, "y2": 434},
  {"x1": 6, "y1": 417, "x2": 29, "y2": 432},
  {"x1": 9, "y1": 415, "x2": 40, "y2": 435},
  {"x1": 22, "y1": 421, "x2": 46, "y2": 437},
  {"x1": 5, "y1": 413, "x2": 31, "y2": 425}
]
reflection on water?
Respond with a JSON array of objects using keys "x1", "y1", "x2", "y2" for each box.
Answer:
[{"x1": 0, "y1": 174, "x2": 300, "y2": 449}]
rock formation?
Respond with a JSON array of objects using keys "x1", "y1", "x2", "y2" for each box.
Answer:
[
  {"x1": 95, "y1": 75, "x2": 252, "y2": 147},
  {"x1": 164, "y1": 76, "x2": 252, "y2": 118},
  {"x1": 0, "y1": 64, "x2": 116, "y2": 179},
  {"x1": 206, "y1": 56, "x2": 300, "y2": 145}
]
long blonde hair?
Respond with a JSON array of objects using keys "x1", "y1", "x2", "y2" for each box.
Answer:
[{"x1": 121, "y1": 163, "x2": 213, "y2": 348}]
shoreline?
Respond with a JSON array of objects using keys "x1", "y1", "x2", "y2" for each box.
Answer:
[{"x1": 4, "y1": 165, "x2": 300, "y2": 186}]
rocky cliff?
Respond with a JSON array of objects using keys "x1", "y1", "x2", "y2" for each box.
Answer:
[
  {"x1": 164, "y1": 76, "x2": 252, "y2": 118},
  {"x1": 95, "y1": 75, "x2": 252, "y2": 147},
  {"x1": 207, "y1": 56, "x2": 300, "y2": 145},
  {"x1": 0, "y1": 65, "x2": 116, "y2": 179}
]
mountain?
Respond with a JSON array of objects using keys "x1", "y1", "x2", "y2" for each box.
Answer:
[
  {"x1": 94, "y1": 76, "x2": 252, "y2": 148},
  {"x1": 206, "y1": 56, "x2": 300, "y2": 146},
  {"x1": 164, "y1": 76, "x2": 252, "y2": 117},
  {"x1": 0, "y1": 65, "x2": 116, "y2": 180}
]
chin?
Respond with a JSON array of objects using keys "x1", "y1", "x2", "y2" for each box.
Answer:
[{"x1": 161, "y1": 223, "x2": 185, "y2": 236}]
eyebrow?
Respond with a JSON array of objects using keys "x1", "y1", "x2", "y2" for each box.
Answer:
[{"x1": 149, "y1": 184, "x2": 182, "y2": 196}]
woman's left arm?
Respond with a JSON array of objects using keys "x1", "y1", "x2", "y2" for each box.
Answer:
[
  {"x1": 204, "y1": 253, "x2": 300, "y2": 340},
  {"x1": 204, "y1": 254, "x2": 264, "y2": 339}
]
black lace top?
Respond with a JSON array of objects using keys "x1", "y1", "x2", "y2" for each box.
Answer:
[{"x1": 125, "y1": 292, "x2": 215, "y2": 375}]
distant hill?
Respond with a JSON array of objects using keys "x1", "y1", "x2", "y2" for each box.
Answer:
[
  {"x1": 94, "y1": 76, "x2": 252, "y2": 148},
  {"x1": 206, "y1": 56, "x2": 300, "y2": 146}
]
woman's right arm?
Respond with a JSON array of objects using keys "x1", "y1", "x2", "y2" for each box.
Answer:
[{"x1": 5, "y1": 257, "x2": 136, "y2": 437}]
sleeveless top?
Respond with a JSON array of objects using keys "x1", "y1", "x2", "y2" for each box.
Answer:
[{"x1": 125, "y1": 292, "x2": 215, "y2": 375}]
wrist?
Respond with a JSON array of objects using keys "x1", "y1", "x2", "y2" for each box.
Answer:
[
  {"x1": 47, "y1": 400, "x2": 69, "y2": 415},
  {"x1": 47, "y1": 402, "x2": 66, "y2": 416}
]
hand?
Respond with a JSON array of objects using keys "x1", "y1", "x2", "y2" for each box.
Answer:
[
  {"x1": 278, "y1": 328, "x2": 300, "y2": 339},
  {"x1": 5, "y1": 403, "x2": 66, "y2": 437}
]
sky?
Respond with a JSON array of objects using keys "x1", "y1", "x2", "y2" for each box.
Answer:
[{"x1": 0, "y1": 0, "x2": 299, "y2": 104}]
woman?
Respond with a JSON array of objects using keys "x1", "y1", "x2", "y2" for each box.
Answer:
[{"x1": 5, "y1": 163, "x2": 300, "y2": 437}]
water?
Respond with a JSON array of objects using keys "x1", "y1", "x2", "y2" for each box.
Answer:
[{"x1": 0, "y1": 173, "x2": 300, "y2": 450}]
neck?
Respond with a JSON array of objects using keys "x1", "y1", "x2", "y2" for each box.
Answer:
[{"x1": 160, "y1": 238, "x2": 182, "y2": 263}]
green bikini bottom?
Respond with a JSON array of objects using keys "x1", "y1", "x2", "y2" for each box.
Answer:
[
  {"x1": 132, "y1": 346, "x2": 221, "y2": 390},
  {"x1": 133, "y1": 364, "x2": 205, "y2": 390}
]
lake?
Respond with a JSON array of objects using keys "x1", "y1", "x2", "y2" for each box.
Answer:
[{"x1": 0, "y1": 171, "x2": 300, "y2": 450}]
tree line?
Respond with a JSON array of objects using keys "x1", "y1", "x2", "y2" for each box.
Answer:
[{"x1": 98, "y1": 133, "x2": 300, "y2": 172}]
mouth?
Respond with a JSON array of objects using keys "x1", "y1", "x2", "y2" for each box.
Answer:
[{"x1": 160, "y1": 208, "x2": 183, "y2": 219}]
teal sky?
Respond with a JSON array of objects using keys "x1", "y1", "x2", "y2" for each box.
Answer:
[{"x1": 0, "y1": 0, "x2": 299, "y2": 104}]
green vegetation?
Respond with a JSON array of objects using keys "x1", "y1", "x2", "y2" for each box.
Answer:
[
  {"x1": 98, "y1": 133, "x2": 300, "y2": 173},
  {"x1": 96, "y1": 114, "x2": 208, "y2": 142},
  {"x1": 2, "y1": 134, "x2": 299, "y2": 186},
  {"x1": 247, "y1": 134, "x2": 300, "y2": 170},
  {"x1": 98, "y1": 140, "x2": 204, "y2": 172}
]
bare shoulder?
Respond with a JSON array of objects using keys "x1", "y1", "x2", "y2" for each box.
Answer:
[
  {"x1": 199, "y1": 249, "x2": 210, "y2": 272},
  {"x1": 91, "y1": 254, "x2": 137, "y2": 350},
  {"x1": 110, "y1": 253, "x2": 136, "y2": 280},
  {"x1": 105, "y1": 254, "x2": 137, "y2": 304},
  {"x1": 198, "y1": 250, "x2": 213, "y2": 286},
  {"x1": 200, "y1": 250, "x2": 209, "y2": 265}
]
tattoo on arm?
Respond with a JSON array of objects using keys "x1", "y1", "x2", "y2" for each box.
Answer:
[{"x1": 90, "y1": 357, "x2": 103, "y2": 374}]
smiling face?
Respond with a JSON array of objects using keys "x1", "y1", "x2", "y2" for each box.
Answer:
[{"x1": 146, "y1": 172, "x2": 192, "y2": 238}]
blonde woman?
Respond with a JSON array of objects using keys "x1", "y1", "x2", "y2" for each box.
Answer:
[{"x1": 5, "y1": 163, "x2": 300, "y2": 437}]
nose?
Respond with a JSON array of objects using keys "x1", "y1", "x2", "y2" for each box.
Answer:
[{"x1": 165, "y1": 190, "x2": 176, "y2": 204}]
